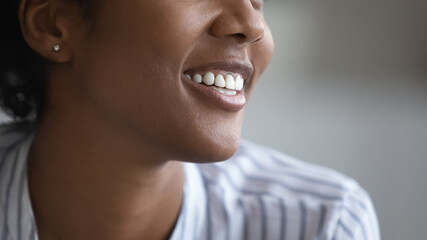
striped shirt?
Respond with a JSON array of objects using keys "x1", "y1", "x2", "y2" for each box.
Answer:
[{"x1": 0, "y1": 123, "x2": 380, "y2": 240}]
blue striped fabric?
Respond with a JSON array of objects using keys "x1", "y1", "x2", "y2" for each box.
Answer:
[{"x1": 0, "y1": 123, "x2": 380, "y2": 240}]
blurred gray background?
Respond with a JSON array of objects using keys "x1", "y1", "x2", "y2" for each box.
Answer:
[
  {"x1": 242, "y1": 0, "x2": 427, "y2": 239},
  {"x1": 1, "y1": 0, "x2": 426, "y2": 239}
]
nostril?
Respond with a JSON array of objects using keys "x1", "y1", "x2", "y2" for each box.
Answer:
[
  {"x1": 234, "y1": 33, "x2": 246, "y2": 39},
  {"x1": 231, "y1": 32, "x2": 263, "y2": 44}
]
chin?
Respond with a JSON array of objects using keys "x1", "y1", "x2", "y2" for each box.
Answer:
[
  {"x1": 189, "y1": 143, "x2": 240, "y2": 164},
  {"x1": 175, "y1": 130, "x2": 242, "y2": 164},
  {"x1": 203, "y1": 139, "x2": 240, "y2": 163}
]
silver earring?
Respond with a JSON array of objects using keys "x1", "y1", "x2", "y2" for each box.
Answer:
[{"x1": 53, "y1": 44, "x2": 61, "y2": 52}]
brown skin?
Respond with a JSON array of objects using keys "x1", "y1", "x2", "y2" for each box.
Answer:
[{"x1": 20, "y1": 0, "x2": 274, "y2": 239}]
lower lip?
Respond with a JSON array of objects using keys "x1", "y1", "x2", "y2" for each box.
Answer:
[{"x1": 182, "y1": 74, "x2": 246, "y2": 112}]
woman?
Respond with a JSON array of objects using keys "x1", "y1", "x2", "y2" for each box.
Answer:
[{"x1": 0, "y1": 0, "x2": 379, "y2": 239}]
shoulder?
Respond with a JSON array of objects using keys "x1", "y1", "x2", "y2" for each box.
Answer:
[
  {"x1": 199, "y1": 139, "x2": 365, "y2": 202},
  {"x1": 0, "y1": 122, "x2": 34, "y2": 194},
  {"x1": 195, "y1": 139, "x2": 380, "y2": 239},
  {"x1": 0, "y1": 122, "x2": 35, "y2": 239},
  {"x1": 0, "y1": 122, "x2": 34, "y2": 148},
  {"x1": 0, "y1": 122, "x2": 34, "y2": 165}
]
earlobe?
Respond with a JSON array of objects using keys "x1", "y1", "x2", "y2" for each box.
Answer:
[{"x1": 19, "y1": 0, "x2": 72, "y2": 63}]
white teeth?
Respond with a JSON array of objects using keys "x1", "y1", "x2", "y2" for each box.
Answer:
[
  {"x1": 212, "y1": 86, "x2": 237, "y2": 96},
  {"x1": 214, "y1": 74, "x2": 226, "y2": 88},
  {"x1": 193, "y1": 73, "x2": 202, "y2": 83},
  {"x1": 235, "y1": 75, "x2": 244, "y2": 91},
  {"x1": 225, "y1": 74, "x2": 236, "y2": 90},
  {"x1": 203, "y1": 72, "x2": 215, "y2": 86},
  {"x1": 186, "y1": 71, "x2": 244, "y2": 93}
]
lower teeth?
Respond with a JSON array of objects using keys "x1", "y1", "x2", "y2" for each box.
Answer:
[{"x1": 212, "y1": 86, "x2": 237, "y2": 96}]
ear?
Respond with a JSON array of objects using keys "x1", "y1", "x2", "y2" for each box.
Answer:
[{"x1": 19, "y1": 0, "x2": 72, "y2": 63}]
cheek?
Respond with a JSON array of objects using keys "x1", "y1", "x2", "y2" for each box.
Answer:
[
  {"x1": 83, "y1": 1, "x2": 208, "y2": 67},
  {"x1": 74, "y1": 2, "x2": 205, "y2": 106}
]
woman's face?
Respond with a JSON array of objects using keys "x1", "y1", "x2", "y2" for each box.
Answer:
[{"x1": 65, "y1": 0, "x2": 274, "y2": 162}]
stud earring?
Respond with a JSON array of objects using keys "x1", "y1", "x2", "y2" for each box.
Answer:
[{"x1": 53, "y1": 44, "x2": 61, "y2": 52}]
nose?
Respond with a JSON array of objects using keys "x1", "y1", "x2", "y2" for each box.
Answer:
[{"x1": 210, "y1": 0, "x2": 265, "y2": 44}]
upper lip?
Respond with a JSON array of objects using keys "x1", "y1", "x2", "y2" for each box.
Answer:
[{"x1": 183, "y1": 60, "x2": 254, "y2": 83}]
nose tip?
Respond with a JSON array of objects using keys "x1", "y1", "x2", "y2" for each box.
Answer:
[{"x1": 210, "y1": 2, "x2": 266, "y2": 44}]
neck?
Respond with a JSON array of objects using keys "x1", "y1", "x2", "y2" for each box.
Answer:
[{"x1": 27, "y1": 110, "x2": 185, "y2": 240}]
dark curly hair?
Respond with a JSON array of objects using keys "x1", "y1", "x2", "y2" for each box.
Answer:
[{"x1": 0, "y1": 0, "x2": 88, "y2": 121}]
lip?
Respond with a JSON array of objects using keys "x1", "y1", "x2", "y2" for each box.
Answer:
[
  {"x1": 182, "y1": 74, "x2": 246, "y2": 113},
  {"x1": 182, "y1": 61, "x2": 253, "y2": 112}
]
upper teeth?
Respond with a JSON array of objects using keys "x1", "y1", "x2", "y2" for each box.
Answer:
[{"x1": 185, "y1": 72, "x2": 244, "y2": 91}]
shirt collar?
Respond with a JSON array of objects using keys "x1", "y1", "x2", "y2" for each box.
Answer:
[{"x1": 2, "y1": 133, "x2": 38, "y2": 240}]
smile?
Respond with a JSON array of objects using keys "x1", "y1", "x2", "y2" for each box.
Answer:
[
  {"x1": 184, "y1": 71, "x2": 244, "y2": 96},
  {"x1": 182, "y1": 61, "x2": 253, "y2": 112}
]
